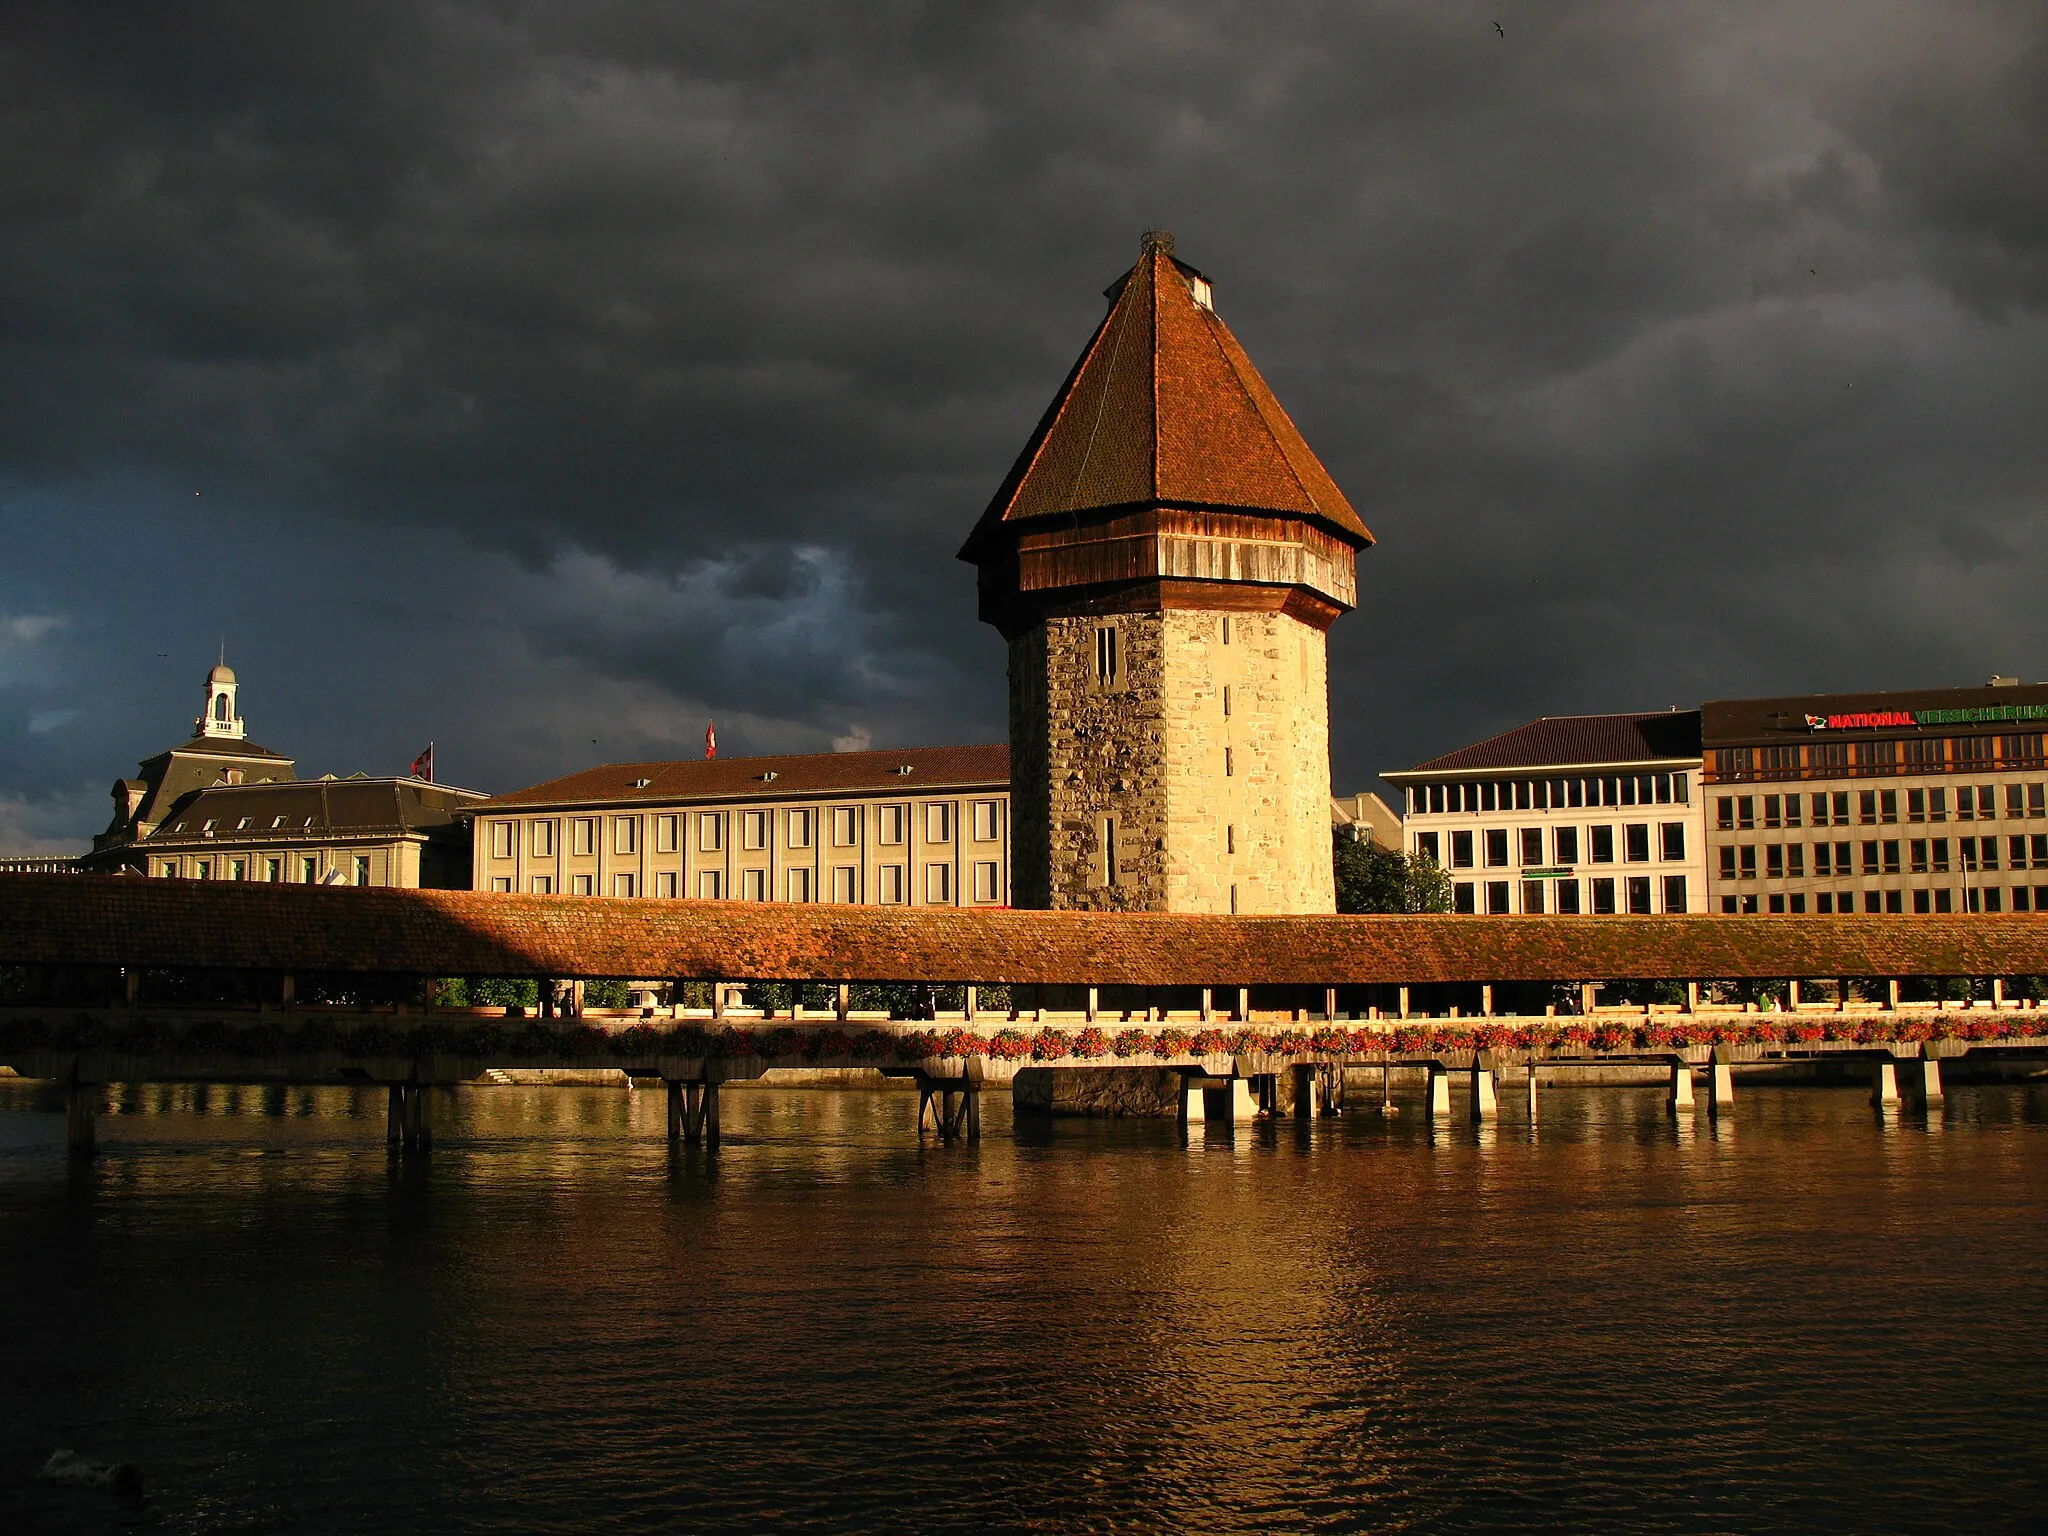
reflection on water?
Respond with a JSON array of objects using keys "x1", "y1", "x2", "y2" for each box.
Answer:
[{"x1": 2, "y1": 1079, "x2": 2045, "y2": 1534}]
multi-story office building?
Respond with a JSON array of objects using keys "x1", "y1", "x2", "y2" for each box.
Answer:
[
  {"x1": 470, "y1": 745, "x2": 1011, "y2": 907},
  {"x1": 1701, "y1": 681, "x2": 2048, "y2": 914},
  {"x1": 1383, "y1": 712, "x2": 1705, "y2": 915}
]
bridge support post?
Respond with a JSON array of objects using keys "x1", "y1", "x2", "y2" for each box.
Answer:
[
  {"x1": 65, "y1": 1078, "x2": 98, "y2": 1157},
  {"x1": 1524, "y1": 1062, "x2": 1539, "y2": 1119},
  {"x1": 1290, "y1": 1064, "x2": 1318, "y2": 1120},
  {"x1": 1871, "y1": 1058, "x2": 1900, "y2": 1108},
  {"x1": 1179, "y1": 1076, "x2": 1207, "y2": 1129},
  {"x1": 387, "y1": 1085, "x2": 405, "y2": 1146},
  {"x1": 404, "y1": 1085, "x2": 433, "y2": 1152},
  {"x1": 1908, "y1": 1054, "x2": 1944, "y2": 1108},
  {"x1": 1668, "y1": 1060, "x2": 1695, "y2": 1112},
  {"x1": 1481, "y1": 985, "x2": 1494, "y2": 1018},
  {"x1": 1684, "y1": 981, "x2": 1699, "y2": 1015},
  {"x1": 1468, "y1": 1064, "x2": 1497, "y2": 1122},
  {"x1": 1707, "y1": 1053, "x2": 1734, "y2": 1117},
  {"x1": 1886, "y1": 979, "x2": 1901, "y2": 1012},
  {"x1": 1425, "y1": 1064, "x2": 1451, "y2": 1119},
  {"x1": 1398, "y1": 986, "x2": 1410, "y2": 1020},
  {"x1": 666, "y1": 1080, "x2": 683, "y2": 1144}
]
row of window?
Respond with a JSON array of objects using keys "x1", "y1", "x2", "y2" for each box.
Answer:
[
  {"x1": 486, "y1": 801, "x2": 1001, "y2": 861},
  {"x1": 1418, "y1": 821, "x2": 1687, "y2": 870},
  {"x1": 1453, "y1": 875, "x2": 1688, "y2": 915},
  {"x1": 1407, "y1": 771, "x2": 1689, "y2": 817},
  {"x1": 1716, "y1": 783, "x2": 2046, "y2": 831},
  {"x1": 1717, "y1": 735, "x2": 2044, "y2": 778},
  {"x1": 154, "y1": 854, "x2": 369, "y2": 885},
  {"x1": 489, "y1": 861, "x2": 1004, "y2": 905},
  {"x1": 1717, "y1": 835, "x2": 2048, "y2": 880},
  {"x1": 1723, "y1": 886, "x2": 2048, "y2": 914}
]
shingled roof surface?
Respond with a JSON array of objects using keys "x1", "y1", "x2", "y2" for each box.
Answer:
[
  {"x1": 5, "y1": 873, "x2": 2042, "y2": 984},
  {"x1": 1395, "y1": 712, "x2": 1704, "y2": 776},
  {"x1": 481, "y1": 744, "x2": 1009, "y2": 811},
  {"x1": 961, "y1": 235, "x2": 1370, "y2": 556}
]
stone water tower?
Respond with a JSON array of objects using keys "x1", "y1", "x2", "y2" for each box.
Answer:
[{"x1": 959, "y1": 232, "x2": 1372, "y2": 913}]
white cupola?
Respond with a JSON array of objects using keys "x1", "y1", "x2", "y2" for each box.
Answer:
[{"x1": 196, "y1": 655, "x2": 245, "y2": 741}]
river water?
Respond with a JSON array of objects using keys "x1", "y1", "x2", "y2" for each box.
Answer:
[{"x1": 1, "y1": 1076, "x2": 2044, "y2": 1534}]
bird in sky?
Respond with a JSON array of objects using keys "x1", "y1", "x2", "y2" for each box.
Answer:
[{"x1": 1494, "y1": 21, "x2": 1504, "y2": 36}]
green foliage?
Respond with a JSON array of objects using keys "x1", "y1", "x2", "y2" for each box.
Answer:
[
  {"x1": 582, "y1": 979, "x2": 634, "y2": 1008},
  {"x1": 1332, "y1": 832, "x2": 1453, "y2": 914}
]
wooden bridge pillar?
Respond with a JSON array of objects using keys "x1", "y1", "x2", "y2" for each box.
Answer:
[
  {"x1": 1885, "y1": 979, "x2": 1901, "y2": 1012},
  {"x1": 1668, "y1": 1060, "x2": 1695, "y2": 1112},
  {"x1": 1684, "y1": 981, "x2": 1699, "y2": 1015},
  {"x1": 1289, "y1": 1063, "x2": 1318, "y2": 1120},
  {"x1": 1992, "y1": 978, "x2": 2007, "y2": 1009},
  {"x1": 387, "y1": 1084, "x2": 405, "y2": 1146},
  {"x1": 65, "y1": 1078, "x2": 98, "y2": 1156},
  {"x1": 1481, "y1": 985, "x2": 1494, "y2": 1018},
  {"x1": 1524, "y1": 1062, "x2": 1539, "y2": 1119},
  {"x1": 916, "y1": 1075, "x2": 978, "y2": 1144},
  {"x1": 1398, "y1": 985, "x2": 1410, "y2": 1020},
  {"x1": 666, "y1": 1080, "x2": 683, "y2": 1143}
]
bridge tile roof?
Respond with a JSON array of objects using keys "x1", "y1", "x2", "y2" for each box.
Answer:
[{"x1": 4, "y1": 873, "x2": 2043, "y2": 985}]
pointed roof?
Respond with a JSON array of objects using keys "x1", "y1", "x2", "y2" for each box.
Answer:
[{"x1": 962, "y1": 232, "x2": 1370, "y2": 559}]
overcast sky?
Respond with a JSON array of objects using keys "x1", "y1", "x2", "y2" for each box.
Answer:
[{"x1": 3, "y1": 2, "x2": 2045, "y2": 853}]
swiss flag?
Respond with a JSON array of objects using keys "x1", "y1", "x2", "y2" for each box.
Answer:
[
  {"x1": 705, "y1": 721, "x2": 716, "y2": 760},
  {"x1": 410, "y1": 745, "x2": 434, "y2": 782}
]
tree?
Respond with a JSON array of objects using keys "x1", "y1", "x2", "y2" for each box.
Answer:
[{"x1": 1333, "y1": 830, "x2": 1454, "y2": 914}]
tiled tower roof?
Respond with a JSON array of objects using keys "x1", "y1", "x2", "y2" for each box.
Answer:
[{"x1": 959, "y1": 232, "x2": 1371, "y2": 559}]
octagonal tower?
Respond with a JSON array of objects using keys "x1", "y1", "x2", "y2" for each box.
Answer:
[{"x1": 960, "y1": 232, "x2": 1372, "y2": 913}]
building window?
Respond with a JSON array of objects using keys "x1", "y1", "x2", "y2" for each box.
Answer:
[
  {"x1": 354, "y1": 856, "x2": 370, "y2": 886},
  {"x1": 1662, "y1": 875, "x2": 1687, "y2": 913},
  {"x1": 880, "y1": 804, "x2": 907, "y2": 845},
  {"x1": 613, "y1": 873, "x2": 636, "y2": 897},
  {"x1": 655, "y1": 814, "x2": 679, "y2": 853},
  {"x1": 1413, "y1": 829, "x2": 1437, "y2": 863},
  {"x1": 1485, "y1": 881, "x2": 1510, "y2": 914},
  {"x1": 1716, "y1": 796, "x2": 1735, "y2": 831},
  {"x1": 530, "y1": 875, "x2": 553, "y2": 894},
  {"x1": 1880, "y1": 790, "x2": 1898, "y2": 823},
  {"x1": 787, "y1": 868, "x2": 813, "y2": 902},
  {"x1": 1591, "y1": 878, "x2": 1617, "y2": 915},
  {"x1": 879, "y1": 864, "x2": 906, "y2": 904},
  {"x1": 1719, "y1": 846, "x2": 1737, "y2": 880},
  {"x1": 1453, "y1": 882, "x2": 1476, "y2": 914},
  {"x1": 1224, "y1": 746, "x2": 1234, "y2": 777},
  {"x1": 613, "y1": 816, "x2": 637, "y2": 855},
  {"x1": 742, "y1": 810, "x2": 769, "y2": 850},
  {"x1": 1861, "y1": 841, "x2": 1881, "y2": 875},
  {"x1": 1814, "y1": 843, "x2": 1833, "y2": 877},
  {"x1": 156, "y1": 860, "x2": 177, "y2": 878},
  {"x1": 1623, "y1": 824, "x2": 1650, "y2": 863},
  {"x1": 1929, "y1": 788, "x2": 1948, "y2": 822},
  {"x1": 492, "y1": 876, "x2": 513, "y2": 892},
  {"x1": 1092, "y1": 623, "x2": 1122, "y2": 690},
  {"x1": 927, "y1": 863, "x2": 954, "y2": 904},
  {"x1": 973, "y1": 861, "x2": 1002, "y2": 903},
  {"x1": 2033, "y1": 783, "x2": 2047, "y2": 817},
  {"x1": 1957, "y1": 786, "x2": 1978, "y2": 819},
  {"x1": 1859, "y1": 791, "x2": 1878, "y2": 825},
  {"x1": 1766, "y1": 844, "x2": 1784, "y2": 879},
  {"x1": 1883, "y1": 840, "x2": 1901, "y2": 874},
  {"x1": 1787, "y1": 844, "x2": 1805, "y2": 878},
  {"x1": 1737, "y1": 796, "x2": 1755, "y2": 830},
  {"x1": 1909, "y1": 839, "x2": 1928, "y2": 875},
  {"x1": 741, "y1": 869, "x2": 767, "y2": 901},
  {"x1": 1520, "y1": 828, "x2": 1544, "y2": 867},
  {"x1": 698, "y1": 870, "x2": 724, "y2": 900},
  {"x1": 2009, "y1": 784, "x2": 2028, "y2": 818},
  {"x1": 1451, "y1": 830, "x2": 1474, "y2": 869},
  {"x1": 699, "y1": 812, "x2": 726, "y2": 853},
  {"x1": 490, "y1": 821, "x2": 514, "y2": 859},
  {"x1": 1912, "y1": 889, "x2": 1931, "y2": 914},
  {"x1": 788, "y1": 808, "x2": 813, "y2": 849},
  {"x1": 971, "y1": 800, "x2": 1001, "y2": 842},
  {"x1": 1762, "y1": 795, "x2": 1782, "y2": 829},
  {"x1": 833, "y1": 806, "x2": 860, "y2": 846},
  {"x1": 1739, "y1": 845, "x2": 1757, "y2": 879},
  {"x1": 1907, "y1": 789, "x2": 1927, "y2": 823},
  {"x1": 1099, "y1": 817, "x2": 1118, "y2": 886},
  {"x1": 832, "y1": 866, "x2": 859, "y2": 903},
  {"x1": 926, "y1": 803, "x2": 954, "y2": 843},
  {"x1": 1626, "y1": 876, "x2": 1652, "y2": 914},
  {"x1": 570, "y1": 874, "x2": 593, "y2": 895},
  {"x1": 1554, "y1": 826, "x2": 1580, "y2": 864},
  {"x1": 1521, "y1": 880, "x2": 1545, "y2": 914},
  {"x1": 1555, "y1": 879, "x2": 1581, "y2": 914},
  {"x1": 1659, "y1": 822, "x2": 1685, "y2": 861},
  {"x1": 1221, "y1": 616, "x2": 1232, "y2": 645},
  {"x1": 302, "y1": 857, "x2": 319, "y2": 883},
  {"x1": 1590, "y1": 825, "x2": 1614, "y2": 863},
  {"x1": 264, "y1": 858, "x2": 281, "y2": 882},
  {"x1": 532, "y1": 821, "x2": 555, "y2": 857},
  {"x1": 571, "y1": 818, "x2": 596, "y2": 856},
  {"x1": 1227, "y1": 824, "x2": 1237, "y2": 855},
  {"x1": 656, "y1": 872, "x2": 679, "y2": 898},
  {"x1": 229, "y1": 858, "x2": 247, "y2": 881}
]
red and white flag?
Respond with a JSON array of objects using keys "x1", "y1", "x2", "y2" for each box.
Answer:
[
  {"x1": 704, "y1": 721, "x2": 716, "y2": 760},
  {"x1": 410, "y1": 744, "x2": 434, "y2": 782}
]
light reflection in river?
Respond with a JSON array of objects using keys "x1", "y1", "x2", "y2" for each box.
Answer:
[{"x1": 1, "y1": 1077, "x2": 2044, "y2": 1534}]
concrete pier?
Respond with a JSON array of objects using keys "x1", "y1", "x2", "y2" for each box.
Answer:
[
  {"x1": 1871, "y1": 1059, "x2": 1900, "y2": 1107},
  {"x1": 1707, "y1": 1057, "x2": 1734, "y2": 1117},
  {"x1": 1524, "y1": 1064, "x2": 1539, "y2": 1120},
  {"x1": 1425, "y1": 1064, "x2": 1451, "y2": 1118},
  {"x1": 1907, "y1": 1055, "x2": 1944, "y2": 1109},
  {"x1": 1668, "y1": 1060, "x2": 1695, "y2": 1112},
  {"x1": 1290, "y1": 1063, "x2": 1319, "y2": 1120},
  {"x1": 1468, "y1": 1065, "x2": 1498, "y2": 1123}
]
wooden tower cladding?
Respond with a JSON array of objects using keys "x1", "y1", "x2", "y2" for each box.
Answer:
[{"x1": 960, "y1": 232, "x2": 1372, "y2": 913}]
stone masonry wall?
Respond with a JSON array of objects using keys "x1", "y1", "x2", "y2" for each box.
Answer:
[{"x1": 1009, "y1": 606, "x2": 1336, "y2": 913}]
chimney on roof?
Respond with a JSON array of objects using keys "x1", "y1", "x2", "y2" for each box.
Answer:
[{"x1": 1989, "y1": 675, "x2": 2021, "y2": 687}]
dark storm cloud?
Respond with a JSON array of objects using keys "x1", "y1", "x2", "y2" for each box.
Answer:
[{"x1": 2, "y1": 1, "x2": 2046, "y2": 848}]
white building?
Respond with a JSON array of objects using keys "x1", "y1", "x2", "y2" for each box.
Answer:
[{"x1": 1383, "y1": 711, "x2": 1706, "y2": 915}]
